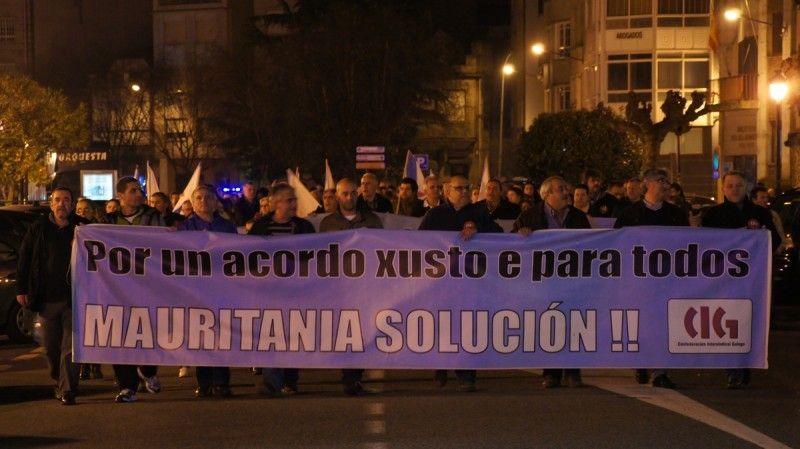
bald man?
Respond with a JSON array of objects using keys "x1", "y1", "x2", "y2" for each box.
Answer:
[{"x1": 356, "y1": 173, "x2": 393, "y2": 213}]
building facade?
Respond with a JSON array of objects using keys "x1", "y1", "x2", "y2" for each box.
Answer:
[{"x1": 513, "y1": 0, "x2": 799, "y2": 197}]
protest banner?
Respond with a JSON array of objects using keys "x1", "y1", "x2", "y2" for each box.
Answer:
[{"x1": 73, "y1": 225, "x2": 770, "y2": 369}]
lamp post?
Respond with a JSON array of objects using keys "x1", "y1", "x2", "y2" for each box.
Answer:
[
  {"x1": 724, "y1": 8, "x2": 787, "y2": 190},
  {"x1": 769, "y1": 79, "x2": 788, "y2": 189},
  {"x1": 498, "y1": 53, "x2": 514, "y2": 178}
]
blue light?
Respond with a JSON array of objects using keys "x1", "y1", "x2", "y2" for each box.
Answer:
[{"x1": 222, "y1": 187, "x2": 230, "y2": 193}]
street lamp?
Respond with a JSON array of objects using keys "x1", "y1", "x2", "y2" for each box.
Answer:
[
  {"x1": 769, "y1": 78, "x2": 788, "y2": 189},
  {"x1": 498, "y1": 53, "x2": 514, "y2": 178},
  {"x1": 530, "y1": 42, "x2": 585, "y2": 63},
  {"x1": 131, "y1": 83, "x2": 141, "y2": 92}
]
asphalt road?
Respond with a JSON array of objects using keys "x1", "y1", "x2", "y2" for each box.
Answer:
[{"x1": 1, "y1": 331, "x2": 798, "y2": 449}]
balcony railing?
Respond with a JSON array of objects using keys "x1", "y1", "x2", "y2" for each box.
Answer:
[{"x1": 714, "y1": 74, "x2": 758, "y2": 103}]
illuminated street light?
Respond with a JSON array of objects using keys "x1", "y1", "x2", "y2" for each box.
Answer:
[
  {"x1": 769, "y1": 80, "x2": 788, "y2": 102},
  {"x1": 769, "y1": 78, "x2": 789, "y2": 189},
  {"x1": 498, "y1": 53, "x2": 514, "y2": 177},
  {"x1": 531, "y1": 43, "x2": 545, "y2": 56},
  {"x1": 723, "y1": 8, "x2": 742, "y2": 21},
  {"x1": 131, "y1": 84, "x2": 141, "y2": 92}
]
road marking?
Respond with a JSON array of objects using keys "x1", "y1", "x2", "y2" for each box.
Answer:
[
  {"x1": 585, "y1": 375, "x2": 792, "y2": 449},
  {"x1": 361, "y1": 443, "x2": 388, "y2": 449},
  {"x1": 12, "y1": 353, "x2": 40, "y2": 361},
  {"x1": 367, "y1": 403, "x2": 385, "y2": 416},
  {"x1": 364, "y1": 420, "x2": 386, "y2": 435}
]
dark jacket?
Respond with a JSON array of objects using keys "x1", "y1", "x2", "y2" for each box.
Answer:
[
  {"x1": 99, "y1": 205, "x2": 165, "y2": 227},
  {"x1": 16, "y1": 214, "x2": 90, "y2": 312},
  {"x1": 512, "y1": 202, "x2": 591, "y2": 232},
  {"x1": 702, "y1": 199, "x2": 780, "y2": 251},
  {"x1": 475, "y1": 199, "x2": 521, "y2": 220},
  {"x1": 249, "y1": 213, "x2": 316, "y2": 236},
  {"x1": 396, "y1": 198, "x2": 426, "y2": 217},
  {"x1": 233, "y1": 196, "x2": 259, "y2": 226},
  {"x1": 319, "y1": 209, "x2": 384, "y2": 231},
  {"x1": 164, "y1": 211, "x2": 186, "y2": 227},
  {"x1": 356, "y1": 193, "x2": 393, "y2": 214},
  {"x1": 589, "y1": 192, "x2": 620, "y2": 218},
  {"x1": 419, "y1": 202, "x2": 503, "y2": 233},
  {"x1": 614, "y1": 200, "x2": 689, "y2": 228},
  {"x1": 177, "y1": 213, "x2": 237, "y2": 233}
]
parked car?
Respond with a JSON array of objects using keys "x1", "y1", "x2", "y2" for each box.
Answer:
[
  {"x1": 770, "y1": 188, "x2": 800, "y2": 304},
  {"x1": 0, "y1": 205, "x2": 48, "y2": 342}
]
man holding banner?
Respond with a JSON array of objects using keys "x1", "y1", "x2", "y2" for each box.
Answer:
[
  {"x1": 419, "y1": 175, "x2": 502, "y2": 391},
  {"x1": 99, "y1": 176, "x2": 166, "y2": 403},
  {"x1": 513, "y1": 176, "x2": 591, "y2": 388},
  {"x1": 614, "y1": 168, "x2": 688, "y2": 389},
  {"x1": 702, "y1": 171, "x2": 779, "y2": 389},
  {"x1": 177, "y1": 185, "x2": 237, "y2": 398},
  {"x1": 249, "y1": 184, "x2": 316, "y2": 396},
  {"x1": 320, "y1": 179, "x2": 384, "y2": 395}
]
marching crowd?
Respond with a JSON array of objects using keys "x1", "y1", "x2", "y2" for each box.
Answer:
[{"x1": 14, "y1": 167, "x2": 799, "y2": 405}]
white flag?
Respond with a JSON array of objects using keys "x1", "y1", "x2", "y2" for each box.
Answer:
[
  {"x1": 172, "y1": 162, "x2": 202, "y2": 213},
  {"x1": 478, "y1": 156, "x2": 490, "y2": 201},
  {"x1": 324, "y1": 159, "x2": 335, "y2": 190},
  {"x1": 287, "y1": 169, "x2": 321, "y2": 218},
  {"x1": 146, "y1": 161, "x2": 160, "y2": 196}
]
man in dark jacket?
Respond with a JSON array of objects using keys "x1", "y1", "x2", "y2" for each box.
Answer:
[
  {"x1": 357, "y1": 173, "x2": 393, "y2": 213},
  {"x1": 320, "y1": 179, "x2": 384, "y2": 395},
  {"x1": 702, "y1": 171, "x2": 779, "y2": 389},
  {"x1": 233, "y1": 181, "x2": 259, "y2": 226},
  {"x1": 615, "y1": 169, "x2": 688, "y2": 389},
  {"x1": 16, "y1": 186, "x2": 89, "y2": 405},
  {"x1": 395, "y1": 177, "x2": 426, "y2": 217},
  {"x1": 99, "y1": 177, "x2": 165, "y2": 403},
  {"x1": 475, "y1": 178, "x2": 521, "y2": 220},
  {"x1": 513, "y1": 176, "x2": 591, "y2": 388},
  {"x1": 419, "y1": 175, "x2": 502, "y2": 392},
  {"x1": 249, "y1": 183, "x2": 315, "y2": 397}
]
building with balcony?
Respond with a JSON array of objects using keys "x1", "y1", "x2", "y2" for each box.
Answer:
[{"x1": 512, "y1": 0, "x2": 798, "y2": 196}]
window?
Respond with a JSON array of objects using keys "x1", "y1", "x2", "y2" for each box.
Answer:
[
  {"x1": 656, "y1": 0, "x2": 709, "y2": 27},
  {"x1": 606, "y1": 0, "x2": 652, "y2": 29},
  {"x1": 655, "y1": 52, "x2": 709, "y2": 122},
  {"x1": 557, "y1": 86, "x2": 572, "y2": 111},
  {"x1": 441, "y1": 90, "x2": 466, "y2": 122},
  {"x1": 0, "y1": 18, "x2": 14, "y2": 42},
  {"x1": 607, "y1": 53, "x2": 652, "y2": 103},
  {"x1": 556, "y1": 22, "x2": 571, "y2": 55}
]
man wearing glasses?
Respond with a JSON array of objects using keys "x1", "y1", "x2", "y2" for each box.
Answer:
[
  {"x1": 614, "y1": 168, "x2": 688, "y2": 389},
  {"x1": 418, "y1": 175, "x2": 502, "y2": 391}
]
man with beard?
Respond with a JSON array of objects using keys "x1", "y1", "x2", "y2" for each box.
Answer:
[
  {"x1": 17, "y1": 187, "x2": 89, "y2": 405},
  {"x1": 320, "y1": 179, "x2": 383, "y2": 395},
  {"x1": 395, "y1": 178, "x2": 425, "y2": 217}
]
